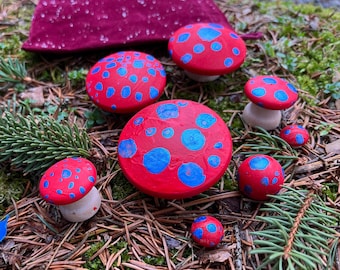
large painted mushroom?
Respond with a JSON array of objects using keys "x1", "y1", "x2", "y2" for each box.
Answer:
[
  {"x1": 117, "y1": 99, "x2": 233, "y2": 199},
  {"x1": 168, "y1": 23, "x2": 247, "y2": 82},
  {"x1": 39, "y1": 157, "x2": 101, "y2": 222},
  {"x1": 86, "y1": 51, "x2": 166, "y2": 114},
  {"x1": 242, "y1": 75, "x2": 299, "y2": 130}
]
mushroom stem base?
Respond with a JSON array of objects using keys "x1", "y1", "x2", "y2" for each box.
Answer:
[
  {"x1": 184, "y1": 70, "x2": 220, "y2": 82},
  {"x1": 242, "y1": 102, "x2": 282, "y2": 130},
  {"x1": 59, "y1": 186, "x2": 101, "y2": 222}
]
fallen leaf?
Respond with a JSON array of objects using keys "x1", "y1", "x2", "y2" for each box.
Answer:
[
  {"x1": 325, "y1": 139, "x2": 340, "y2": 154},
  {"x1": 19, "y1": 86, "x2": 45, "y2": 107},
  {"x1": 199, "y1": 244, "x2": 236, "y2": 263}
]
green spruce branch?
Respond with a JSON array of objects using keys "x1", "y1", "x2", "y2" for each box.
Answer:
[
  {"x1": 0, "y1": 111, "x2": 92, "y2": 175},
  {"x1": 250, "y1": 186, "x2": 339, "y2": 269},
  {"x1": 0, "y1": 57, "x2": 28, "y2": 84}
]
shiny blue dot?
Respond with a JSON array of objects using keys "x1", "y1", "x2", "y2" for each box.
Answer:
[
  {"x1": 194, "y1": 216, "x2": 207, "y2": 223},
  {"x1": 207, "y1": 223, "x2": 217, "y2": 233},
  {"x1": 197, "y1": 27, "x2": 221, "y2": 41},
  {"x1": 214, "y1": 142, "x2": 223, "y2": 149},
  {"x1": 296, "y1": 134, "x2": 304, "y2": 144},
  {"x1": 230, "y1": 33, "x2": 239, "y2": 39},
  {"x1": 68, "y1": 182, "x2": 75, "y2": 189},
  {"x1": 287, "y1": 83, "x2": 298, "y2": 93},
  {"x1": 263, "y1": 77, "x2": 277, "y2": 84},
  {"x1": 249, "y1": 156, "x2": 270, "y2": 170},
  {"x1": 284, "y1": 129, "x2": 291, "y2": 135},
  {"x1": 232, "y1": 47, "x2": 240, "y2": 55},
  {"x1": 69, "y1": 193, "x2": 75, "y2": 199},
  {"x1": 104, "y1": 57, "x2": 114, "y2": 62},
  {"x1": 118, "y1": 139, "x2": 137, "y2": 158},
  {"x1": 146, "y1": 55, "x2": 155, "y2": 61},
  {"x1": 133, "y1": 60, "x2": 144, "y2": 68},
  {"x1": 95, "y1": 82, "x2": 103, "y2": 91},
  {"x1": 261, "y1": 177, "x2": 269, "y2": 186},
  {"x1": 79, "y1": 186, "x2": 86, "y2": 194},
  {"x1": 88, "y1": 176, "x2": 95, "y2": 183},
  {"x1": 196, "y1": 113, "x2": 216, "y2": 129},
  {"x1": 211, "y1": 42, "x2": 222, "y2": 51},
  {"x1": 91, "y1": 67, "x2": 101, "y2": 74},
  {"x1": 133, "y1": 117, "x2": 144, "y2": 126},
  {"x1": 50, "y1": 172, "x2": 55, "y2": 176},
  {"x1": 251, "y1": 87, "x2": 266, "y2": 97},
  {"x1": 117, "y1": 67, "x2": 127, "y2": 76},
  {"x1": 177, "y1": 101, "x2": 188, "y2": 107},
  {"x1": 111, "y1": 104, "x2": 117, "y2": 110},
  {"x1": 272, "y1": 177, "x2": 279, "y2": 184},
  {"x1": 181, "y1": 129, "x2": 205, "y2": 151},
  {"x1": 193, "y1": 44, "x2": 205, "y2": 54},
  {"x1": 121, "y1": 86, "x2": 131, "y2": 98},
  {"x1": 43, "y1": 180, "x2": 49, "y2": 188},
  {"x1": 62, "y1": 169, "x2": 72, "y2": 178},
  {"x1": 135, "y1": 92, "x2": 143, "y2": 101},
  {"x1": 56, "y1": 189, "x2": 63, "y2": 195},
  {"x1": 181, "y1": 54, "x2": 192, "y2": 64},
  {"x1": 159, "y1": 69, "x2": 166, "y2": 77},
  {"x1": 162, "y1": 127, "x2": 174, "y2": 139},
  {"x1": 149, "y1": 86, "x2": 159, "y2": 99},
  {"x1": 105, "y1": 62, "x2": 116, "y2": 69},
  {"x1": 193, "y1": 228, "x2": 203, "y2": 239},
  {"x1": 142, "y1": 77, "x2": 149, "y2": 82},
  {"x1": 102, "y1": 71, "x2": 110, "y2": 78},
  {"x1": 129, "y1": 74, "x2": 138, "y2": 83},
  {"x1": 145, "y1": 127, "x2": 157, "y2": 136},
  {"x1": 106, "y1": 87, "x2": 115, "y2": 98},
  {"x1": 224, "y1": 58, "x2": 233, "y2": 67},
  {"x1": 177, "y1": 33, "x2": 190, "y2": 43},
  {"x1": 148, "y1": 68, "x2": 156, "y2": 76},
  {"x1": 208, "y1": 155, "x2": 221, "y2": 168},
  {"x1": 143, "y1": 147, "x2": 170, "y2": 174},
  {"x1": 178, "y1": 162, "x2": 206, "y2": 187},
  {"x1": 156, "y1": 103, "x2": 179, "y2": 120},
  {"x1": 274, "y1": 90, "x2": 289, "y2": 102},
  {"x1": 76, "y1": 168, "x2": 81, "y2": 173}
]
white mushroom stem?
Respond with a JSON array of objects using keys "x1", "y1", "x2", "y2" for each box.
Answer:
[
  {"x1": 184, "y1": 70, "x2": 220, "y2": 82},
  {"x1": 59, "y1": 186, "x2": 101, "y2": 222},
  {"x1": 242, "y1": 102, "x2": 282, "y2": 130}
]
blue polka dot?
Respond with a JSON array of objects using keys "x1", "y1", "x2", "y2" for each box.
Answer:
[
  {"x1": 211, "y1": 42, "x2": 222, "y2": 51},
  {"x1": 133, "y1": 60, "x2": 144, "y2": 68},
  {"x1": 62, "y1": 169, "x2": 72, "y2": 178},
  {"x1": 102, "y1": 71, "x2": 110, "y2": 78},
  {"x1": 159, "y1": 69, "x2": 166, "y2": 77},
  {"x1": 232, "y1": 47, "x2": 240, "y2": 55},
  {"x1": 193, "y1": 44, "x2": 205, "y2": 54},
  {"x1": 105, "y1": 62, "x2": 116, "y2": 69},
  {"x1": 162, "y1": 127, "x2": 174, "y2": 138},
  {"x1": 194, "y1": 216, "x2": 207, "y2": 223},
  {"x1": 296, "y1": 134, "x2": 304, "y2": 144},
  {"x1": 196, "y1": 113, "x2": 216, "y2": 129},
  {"x1": 207, "y1": 223, "x2": 217, "y2": 233},
  {"x1": 214, "y1": 142, "x2": 223, "y2": 149},
  {"x1": 118, "y1": 139, "x2": 137, "y2": 158},
  {"x1": 148, "y1": 68, "x2": 156, "y2": 76},
  {"x1": 284, "y1": 129, "x2": 291, "y2": 135},
  {"x1": 287, "y1": 83, "x2": 298, "y2": 93},
  {"x1": 244, "y1": 185, "x2": 252, "y2": 194},
  {"x1": 143, "y1": 147, "x2": 170, "y2": 174},
  {"x1": 69, "y1": 193, "x2": 75, "y2": 199},
  {"x1": 106, "y1": 87, "x2": 115, "y2": 98},
  {"x1": 261, "y1": 177, "x2": 269, "y2": 186},
  {"x1": 111, "y1": 104, "x2": 117, "y2": 110},
  {"x1": 50, "y1": 172, "x2": 54, "y2": 177},
  {"x1": 224, "y1": 58, "x2": 233, "y2": 67},
  {"x1": 135, "y1": 92, "x2": 143, "y2": 101},
  {"x1": 181, "y1": 129, "x2": 205, "y2": 151},
  {"x1": 272, "y1": 177, "x2": 278, "y2": 184},
  {"x1": 68, "y1": 182, "x2": 74, "y2": 189},
  {"x1": 145, "y1": 127, "x2": 157, "y2": 136},
  {"x1": 133, "y1": 117, "x2": 144, "y2": 126},
  {"x1": 263, "y1": 78, "x2": 277, "y2": 84},
  {"x1": 181, "y1": 54, "x2": 192, "y2": 64},
  {"x1": 249, "y1": 156, "x2": 270, "y2": 170},
  {"x1": 149, "y1": 87, "x2": 159, "y2": 99},
  {"x1": 56, "y1": 189, "x2": 63, "y2": 195},
  {"x1": 75, "y1": 175, "x2": 79, "y2": 180},
  {"x1": 79, "y1": 186, "x2": 86, "y2": 194},
  {"x1": 177, "y1": 33, "x2": 190, "y2": 43},
  {"x1": 251, "y1": 87, "x2": 266, "y2": 97},
  {"x1": 275, "y1": 90, "x2": 289, "y2": 102},
  {"x1": 193, "y1": 228, "x2": 203, "y2": 239},
  {"x1": 117, "y1": 67, "x2": 127, "y2": 76},
  {"x1": 209, "y1": 23, "x2": 223, "y2": 28},
  {"x1": 104, "y1": 57, "x2": 114, "y2": 62},
  {"x1": 43, "y1": 180, "x2": 49, "y2": 188},
  {"x1": 208, "y1": 155, "x2": 221, "y2": 168},
  {"x1": 156, "y1": 104, "x2": 179, "y2": 120},
  {"x1": 129, "y1": 74, "x2": 138, "y2": 83},
  {"x1": 178, "y1": 162, "x2": 206, "y2": 187},
  {"x1": 95, "y1": 82, "x2": 103, "y2": 91},
  {"x1": 177, "y1": 101, "x2": 188, "y2": 107},
  {"x1": 76, "y1": 168, "x2": 81, "y2": 173},
  {"x1": 297, "y1": 125, "x2": 304, "y2": 129},
  {"x1": 121, "y1": 86, "x2": 131, "y2": 98},
  {"x1": 142, "y1": 77, "x2": 149, "y2": 82},
  {"x1": 88, "y1": 176, "x2": 95, "y2": 183},
  {"x1": 146, "y1": 55, "x2": 155, "y2": 61},
  {"x1": 91, "y1": 67, "x2": 101, "y2": 74},
  {"x1": 230, "y1": 33, "x2": 239, "y2": 39},
  {"x1": 197, "y1": 27, "x2": 221, "y2": 41}
]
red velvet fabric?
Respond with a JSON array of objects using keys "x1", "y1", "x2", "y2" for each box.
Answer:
[{"x1": 22, "y1": 0, "x2": 262, "y2": 54}]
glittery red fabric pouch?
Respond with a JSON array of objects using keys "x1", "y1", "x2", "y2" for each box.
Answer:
[{"x1": 22, "y1": 0, "x2": 262, "y2": 54}]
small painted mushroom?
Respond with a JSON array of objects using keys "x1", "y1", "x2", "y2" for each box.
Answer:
[
  {"x1": 237, "y1": 154, "x2": 284, "y2": 201},
  {"x1": 39, "y1": 157, "x2": 101, "y2": 222},
  {"x1": 86, "y1": 51, "x2": 166, "y2": 114},
  {"x1": 168, "y1": 23, "x2": 247, "y2": 82},
  {"x1": 190, "y1": 215, "x2": 224, "y2": 248},
  {"x1": 242, "y1": 75, "x2": 299, "y2": 130},
  {"x1": 280, "y1": 124, "x2": 309, "y2": 147}
]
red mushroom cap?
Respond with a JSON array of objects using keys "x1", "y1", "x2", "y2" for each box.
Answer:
[
  {"x1": 86, "y1": 51, "x2": 166, "y2": 114},
  {"x1": 280, "y1": 124, "x2": 309, "y2": 147},
  {"x1": 117, "y1": 99, "x2": 233, "y2": 199},
  {"x1": 244, "y1": 75, "x2": 298, "y2": 110},
  {"x1": 39, "y1": 157, "x2": 97, "y2": 205},
  {"x1": 191, "y1": 215, "x2": 224, "y2": 248},
  {"x1": 237, "y1": 154, "x2": 284, "y2": 201},
  {"x1": 168, "y1": 23, "x2": 247, "y2": 76}
]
